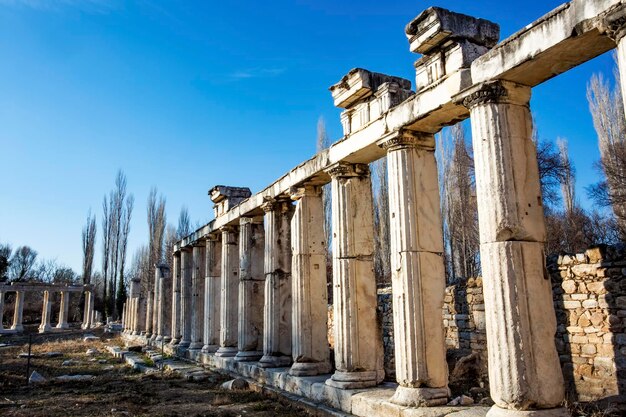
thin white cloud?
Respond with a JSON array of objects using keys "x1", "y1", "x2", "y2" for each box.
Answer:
[
  {"x1": 0, "y1": 0, "x2": 118, "y2": 14},
  {"x1": 228, "y1": 67, "x2": 286, "y2": 80}
]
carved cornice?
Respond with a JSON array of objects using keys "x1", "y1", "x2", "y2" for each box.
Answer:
[
  {"x1": 461, "y1": 82, "x2": 508, "y2": 109},
  {"x1": 325, "y1": 162, "x2": 369, "y2": 179},
  {"x1": 377, "y1": 129, "x2": 435, "y2": 152},
  {"x1": 604, "y1": 7, "x2": 626, "y2": 43}
]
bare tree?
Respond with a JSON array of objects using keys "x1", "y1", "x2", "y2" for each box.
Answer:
[
  {"x1": 116, "y1": 195, "x2": 134, "y2": 316},
  {"x1": 177, "y1": 206, "x2": 192, "y2": 239},
  {"x1": 0, "y1": 244, "x2": 12, "y2": 282},
  {"x1": 9, "y1": 246, "x2": 38, "y2": 282},
  {"x1": 101, "y1": 194, "x2": 112, "y2": 316},
  {"x1": 587, "y1": 68, "x2": 626, "y2": 238},
  {"x1": 372, "y1": 158, "x2": 391, "y2": 285},
  {"x1": 82, "y1": 211, "x2": 97, "y2": 286},
  {"x1": 557, "y1": 138, "x2": 575, "y2": 215},
  {"x1": 316, "y1": 116, "x2": 333, "y2": 289},
  {"x1": 164, "y1": 224, "x2": 177, "y2": 273}
]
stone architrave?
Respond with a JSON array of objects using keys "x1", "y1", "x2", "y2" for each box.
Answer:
[
  {"x1": 179, "y1": 248, "x2": 193, "y2": 349},
  {"x1": 190, "y1": 244, "x2": 206, "y2": 350},
  {"x1": 258, "y1": 198, "x2": 295, "y2": 368},
  {"x1": 0, "y1": 291, "x2": 4, "y2": 331},
  {"x1": 459, "y1": 80, "x2": 567, "y2": 417},
  {"x1": 38, "y1": 290, "x2": 53, "y2": 333},
  {"x1": 215, "y1": 226, "x2": 239, "y2": 357},
  {"x1": 325, "y1": 162, "x2": 383, "y2": 389},
  {"x1": 289, "y1": 186, "x2": 330, "y2": 376},
  {"x1": 82, "y1": 290, "x2": 94, "y2": 330},
  {"x1": 170, "y1": 253, "x2": 182, "y2": 345},
  {"x1": 11, "y1": 290, "x2": 24, "y2": 332},
  {"x1": 236, "y1": 216, "x2": 265, "y2": 361},
  {"x1": 378, "y1": 130, "x2": 448, "y2": 406},
  {"x1": 203, "y1": 234, "x2": 222, "y2": 353},
  {"x1": 56, "y1": 291, "x2": 70, "y2": 329},
  {"x1": 156, "y1": 263, "x2": 172, "y2": 342}
]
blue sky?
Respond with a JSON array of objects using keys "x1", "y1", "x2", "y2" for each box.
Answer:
[{"x1": 0, "y1": 0, "x2": 616, "y2": 273}]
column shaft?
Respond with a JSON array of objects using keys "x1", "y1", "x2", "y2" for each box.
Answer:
[
  {"x1": 12, "y1": 290, "x2": 24, "y2": 332},
  {"x1": 82, "y1": 290, "x2": 93, "y2": 329},
  {"x1": 259, "y1": 199, "x2": 294, "y2": 368},
  {"x1": 151, "y1": 266, "x2": 160, "y2": 342},
  {"x1": 170, "y1": 253, "x2": 182, "y2": 345},
  {"x1": 216, "y1": 226, "x2": 239, "y2": 357},
  {"x1": 56, "y1": 291, "x2": 70, "y2": 329},
  {"x1": 144, "y1": 289, "x2": 153, "y2": 337},
  {"x1": 179, "y1": 248, "x2": 193, "y2": 348},
  {"x1": 0, "y1": 291, "x2": 4, "y2": 330},
  {"x1": 463, "y1": 81, "x2": 565, "y2": 415},
  {"x1": 39, "y1": 290, "x2": 53, "y2": 333},
  {"x1": 190, "y1": 245, "x2": 206, "y2": 350},
  {"x1": 203, "y1": 235, "x2": 222, "y2": 353},
  {"x1": 326, "y1": 163, "x2": 383, "y2": 389},
  {"x1": 289, "y1": 186, "x2": 330, "y2": 376},
  {"x1": 236, "y1": 217, "x2": 265, "y2": 361},
  {"x1": 156, "y1": 263, "x2": 172, "y2": 342}
]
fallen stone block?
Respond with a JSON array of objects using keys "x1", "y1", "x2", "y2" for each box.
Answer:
[
  {"x1": 86, "y1": 348, "x2": 99, "y2": 356},
  {"x1": 29, "y1": 371, "x2": 45, "y2": 384},
  {"x1": 83, "y1": 335, "x2": 100, "y2": 342},
  {"x1": 61, "y1": 360, "x2": 77, "y2": 366},
  {"x1": 55, "y1": 374, "x2": 96, "y2": 382},
  {"x1": 44, "y1": 351, "x2": 63, "y2": 358},
  {"x1": 222, "y1": 378, "x2": 249, "y2": 390}
]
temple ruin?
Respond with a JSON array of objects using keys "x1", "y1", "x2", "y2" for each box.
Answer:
[{"x1": 122, "y1": 1, "x2": 626, "y2": 415}]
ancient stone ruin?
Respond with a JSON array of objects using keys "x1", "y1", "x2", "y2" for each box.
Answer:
[{"x1": 122, "y1": 1, "x2": 626, "y2": 416}]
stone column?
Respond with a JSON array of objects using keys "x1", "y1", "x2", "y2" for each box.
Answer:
[
  {"x1": 0, "y1": 291, "x2": 4, "y2": 331},
  {"x1": 144, "y1": 288, "x2": 153, "y2": 338},
  {"x1": 179, "y1": 248, "x2": 193, "y2": 349},
  {"x1": 289, "y1": 186, "x2": 330, "y2": 376},
  {"x1": 325, "y1": 163, "x2": 383, "y2": 389},
  {"x1": 258, "y1": 198, "x2": 294, "y2": 368},
  {"x1": 190, "y1": 244, "x2": 206, "y2": 350},
  {"x1": 11, "y1": 290, "x2": 24, "y2": 332},
  {"x1": 170, "y1": 252, "x2": 182, "y2": 345},
  {"x1": 39, "y1": 290, "x2": 53, "y2": 333},
  {"x1": 236, "y1": 216, "x2": 265, "y2": 361},
  {"x1": 82, "y1": 290, "x2": 93, "y2": 329},
  {"x1": 203, "y1": 234, "x2": 222, "y2": 353},
  {"x1": 56, "y1": 291, "x2": 70, "y2": 329},
  {"x1": 151, "y1": 264, "x2": 160, "y2": 342},
  {"x1": 216, "y1": 226, "x2": 239, "y2": 357},
  {"x1": 460, "y1": 81, "x2": 566, "y2": 416},
  {"x1": 377, "y1": 131, "x2": 448, "y2": 406},
  {"x1": 156, "y1": 263, "x2": 171, "y2": 342}
]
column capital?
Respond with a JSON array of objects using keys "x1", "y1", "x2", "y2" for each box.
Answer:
[
  {"x1": 457, "y1": 80, "x2": 531, "y2": 110},
  {"x1": 377, "y1": 129, "x2": 434, "y2": 152},
  {"x1": 206, "y1": 233, "x2": 220, "y2": 242},
  {"x1": 604, "y1": 6, "x2": 626, "y2": 42},
  {"x1": 289, "y1": 185, "x2": 321, "y2": 201},
  {"x1": 219, "y1": 225, "x2": 237, "y2": 234},
  {"x1": 240, "y1": 215, "x2": 263, "y2": 225},
  {"x1": 261, "y1": 196, "x2": 292, "y2": 213},
  {"x1": 180, "y1": 246, "x2": 193, "y2": 253},
  {"x1": 325, "y1": 162, "x2": 369, "y2": 179}
]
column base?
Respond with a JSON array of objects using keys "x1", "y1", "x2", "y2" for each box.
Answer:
[
  {"x1": 169, "y1": 338, "x2": 181, "y2": 346},
  {"x1": 325, "y1": 370, "x2": 379, "y2": 389},
  {"x1": 487, "y1": 406, "x2": 570, "y2": 417},
  {"x1": 188, "y1": 342, "x2": 204, "y2": 350},
  {"x1": 235, "y1": 350, "x2": 263, "y2": 362},
  {"x1": 155, "y1": 335, "x2": 163, "y2": 343},
  {"x1": 38, "y1": 325, "x2": 52, "y2": 333},
  {"x1": 390, "y1": 386, "x2": 449, "y2": 407},
  {"x1": 214, "y1": 346, "x2": 238, "y2": 357},
  {"x1": 258, "y1": 354, "x2": 292, "y2": 368},
  {"x1": 149, "y1": 335, "x2": 158, "y2": 344},
  {"x1": 178, "y1": 340, "x2": 191, "y2": 349},
  {"x1": 289, "y1": 361, "x2": 331, "y2": 376},
  {"x1": 56, "y1": 323, "x2": 69, "y2": 330},
  {"x1": 11, "y1": 325, "x2": 24, "y2": 332},
  {"x1": 0, "y1": 328, "x2": 17, "y2": 334},
  {"x1": 202, "y1": 344, "x2": 219, "y2": 354}
]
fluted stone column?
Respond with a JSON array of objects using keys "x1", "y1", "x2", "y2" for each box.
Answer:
[
  {"x1": 156, "y1": 263, "x2": 172, "y2": 342},
  {"x1": 151, "y1": 265, "x2": 160, "y2": 342},
  {"x1": 82, "y1": 290, "x2": 94, "y2": 329},
  {"x1": 460, "y1": 81, "x2": 566, "y2": 417},
  {"x1": 236, "y1": 216, "x2": 265, "y2": 361},
  {"x1": 203, "y1": 235, "x2": 222, "y2": 353},
  {"x1": 12, "y1": 290, "x2": 25, "y2": 332},
  {"x1": 170, "y1": 252, "x2": 182, "y2": 345},
  {"x1": 289, "y1": 186, "x2": 330, "y2": 376},
  {"x1": 179, "y1": 248, "x2": 193, "y2": 349},
  {"x1": 144, "y1": 289, "x2": 153, "y2": 338},
  {"x1": 325, "y1": 162, "x2": 383, "y2": 389},
  {"x1": 56, "y1": 291, "x2": 70, "y2": 329},
  {"x1": 258, "y1": 198, "x2": 294, "y2": 368},
  {"x1": 0, "y1": 291, "x2": 4, "y2": 331},
  {"x1": 378, "y1": 131, "x2": 448, "y2": 406},
  {"x1": 38, "y1": 290, "x2": 53, "y2": 333},
  {"x1": 190, "y1": 245, "x2": 206, "y2": 350},
  {"x1": 216, "y1": 226, "x2": 239, "y2": 357}
]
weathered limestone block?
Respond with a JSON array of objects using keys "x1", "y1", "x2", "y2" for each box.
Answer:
[
  {"x1": 289, "y1": 186, "x2": 330, "y2": 376},
  {"x1": 11, "y1": 290, "x2": 24, "y2": 332},
  {"x1": 210, "y1": 185, "x2": 252, "y2": 218},
  {"x1": 259, "y1": 198, "x2": 294, "y2": 368},
  {"x1": 178, "y1": 248, "x2": 193, "y2": 349},
  {"x1": 38, "y1": 290, "x2": 53, "y2": 333},
  {"x1": 56, "y1": 291, "x2": 70, "y2": 329},
  {"x1": 378, "y1": 130, "x2": 448, "y2": 406},
  {"x1": 405, "y1": 7, "x2": 499, "y2": 92},
  {"x1": 189, "y1": 244, "x2": 206, "y2": 350},
  {"x1": 216, "y1": 226, "x2": 239, "y2": 357},
  {"x1": 325, "y1": 162, "x2": 383, "y2": 389},
  {"x1": 169, "y1": 253, "x2": 182, "y2": 345},
  {"x1": 203, "y1": 235, "x2": 221, "y2": 353},
  {"x1": 236, "y1": 217, "x2": 265, "y2": 361}
]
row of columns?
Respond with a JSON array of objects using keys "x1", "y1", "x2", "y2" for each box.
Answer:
[{"x1": 0, "y1": 289, "x2": 94, "y2": 333}]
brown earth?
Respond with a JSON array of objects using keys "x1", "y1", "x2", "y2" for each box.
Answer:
[{"x1": 0, "y1": 326, "x2": 308, "y2": 417}]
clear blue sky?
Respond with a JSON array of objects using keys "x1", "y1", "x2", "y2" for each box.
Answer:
[{"x1": 0, "y1": 0, "x2": 616, "y2": 273}]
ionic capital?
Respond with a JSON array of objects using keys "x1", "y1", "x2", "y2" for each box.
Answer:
[
  {"x1": 289, "y1": 185, "x2": 322, "y2": 201},
  {"x1": 261, "y1": 196, "x2": 292, "y2": 213},
  {"x1": 325, "y1": 162, "x2": 369, "y2": 179},
  {"x1": 457, "y1": 80, "x2": 530, "y2": 109},
  {"x1": 377, "y1": 129, "x2": 434, "y2": 152},
  {"x1": 604, "y1": 6, "x2": 626, "y2": 43}
]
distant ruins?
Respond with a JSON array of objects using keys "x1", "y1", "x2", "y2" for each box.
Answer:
[{"x1": 122, "y1": 1, "x2": 626, "y2": 416}]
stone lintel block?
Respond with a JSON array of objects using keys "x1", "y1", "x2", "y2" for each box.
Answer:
[
  {"x1": 330, "y1": 68, "x2": 411, "y2": 109},
  {"x1": 209, "y1": 185, "x2": 252, "y2": 217},
  {"x1": 405, "y1": 7, "x2": 499, "y2": 55}
]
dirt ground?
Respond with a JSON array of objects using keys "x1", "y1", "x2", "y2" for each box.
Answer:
[{"x1": 0, "y1": 326, "x2": 309, "y2": 417}]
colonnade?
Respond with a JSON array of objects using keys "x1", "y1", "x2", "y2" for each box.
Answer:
[{"x1": 0, "y1": 283, "x2": 94, "y2": 333}]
